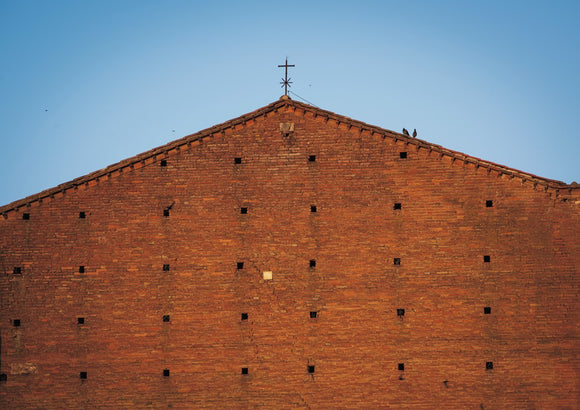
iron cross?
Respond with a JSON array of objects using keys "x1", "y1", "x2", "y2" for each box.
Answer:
[{"x1": 278, "y1": 58, "x2": 295, "y2": 95}]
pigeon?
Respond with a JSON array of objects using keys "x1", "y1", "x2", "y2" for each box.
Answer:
[
  {"x1": 402, "y1": 128, "x2": 410, "y2": 136},
  {"x1": 413, "y1": 129, "x2": 417, "y2": 138}
]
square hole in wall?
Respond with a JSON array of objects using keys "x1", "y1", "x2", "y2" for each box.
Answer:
[
  {"x1": 163, "y1": 369, "x2": 170, "y2": 377},
  {"x1": 486, "y1": 361, "x2": 493, "y2": 370},
  {"x1": 310, "y1": 311, "x2": 317, "y2": 319},
  {"x1": 79, "y1": 212, "x2": 86, "y2": 219},
  {"x1": 162, "y1": 315, "x2": 170, "y2": 322},
  {"x1": 398, "y1": 363, "x2": 405, "y2": 371},
  {"x1": 237, "y1": 262, "x2": 244, "y2": 270},
  {"x1": 399, "y1": 152, "x2": 407, "y2": 159},
  {"x1": 263, "y1": 271, "x2": 273, "y2": 280},
  {"x1": 163, "y1": 209, "x2": 170, "y2": 217},
  {"x1": 240, "y1": 207, "x2": 248, "y2": 214},
  {"x1": 79, "y1": 266, "x2": 85, "y2": 273},
  {"x1": 486, "y1": 200, "x2": 493, "y2": 207},
  {"x1": 80, "y1": 371, "x2": 87, "y2": 379},
  {"x1": 77, "y1": 317, "x2": 85, "y2": 324},
  {"x1": 0, "y1": 374, "x2": 6, "y2": 382},
  {"x1": 160, "y1": 160, "x2": 167, "y2": 167},
  {"x1": 393, "y1": 203, "x2": 402, "y2": 210},
  {"x1": 22, "y1": 213, "x2": 30, "y2": 220},
  {"x1": 308, "y1": 155, "x2": 316, "y2": 162},
  {"x1": 241, "y1": 367, "x2": 248, "y2": 375},
  {"x1": 163, "y1": 264, "x2": 170, "y2": 271},
  {"x1": 484, "y1": 307, "x2": 491, "y2": 314},
  {"x1": 310, "y1": 205, "x2": 317, "y2": 213},
  {"x1": 13, "y1": 319, "x2": 21, "y2": 327},
  {"x1": 309, "y1": 259, "x2": 316, "y2": 268},
  {"x1": 397, "y1": 309, "x2": 405, "y2": 316},
  {"x1": 483, "y1": 255, "x2": 491, "y2": 263},
  {"x1": 234, "y1": 157, "x2": 242, "y2": 164},
  {"x1": 241, "y1": 313, "x2": 248, "y2": 321},
  {"x1": 13, "y1": 267, "x2": 22, "y2": 275},
  {"x1": 307, "y1": 365, "x2": 315, "y2": 373},
  {"x1": 393, "y1": 258, "x2": 401, "y2": 266}
]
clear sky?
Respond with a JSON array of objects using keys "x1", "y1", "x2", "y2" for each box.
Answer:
[{"x1": 1, "y1": 0, "x2": 579, "y2": 206}]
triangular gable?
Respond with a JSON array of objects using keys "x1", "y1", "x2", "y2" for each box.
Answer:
[{"x1": 1, "y1": 96, "x2": 576, "y2": 215}]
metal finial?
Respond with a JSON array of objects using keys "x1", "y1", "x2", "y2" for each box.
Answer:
[{"x1": 278, "y1": 58, "x2": 295, "y2": 96}]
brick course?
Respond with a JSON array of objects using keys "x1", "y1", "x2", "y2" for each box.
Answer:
[{"x1": 1, "y1": 97, "x2": 579, "y2": 408}]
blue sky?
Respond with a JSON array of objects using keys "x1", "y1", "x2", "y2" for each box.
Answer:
[{"x1": 1, "y1": 0, "x2": 579, "y2": 206}]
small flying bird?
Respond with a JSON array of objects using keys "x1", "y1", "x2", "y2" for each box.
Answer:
[
  {"x1": 402, "y1": 128, "x2": 410, "y2": 136},
  {"x1": 412, "y1": 129, "x2": 417, "y2": 138}
]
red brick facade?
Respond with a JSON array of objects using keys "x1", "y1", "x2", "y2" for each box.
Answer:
[{"x1": 1, "y1": 97, "x2": 579, "y2": 408}]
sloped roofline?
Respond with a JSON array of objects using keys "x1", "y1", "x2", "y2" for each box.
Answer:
[{"x1": 1, "y1": 96, "x2": 575, "y2": 215}]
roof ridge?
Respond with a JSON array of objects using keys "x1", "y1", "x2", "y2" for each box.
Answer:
[
  {"x1": 0, "y1": 99, "x2": 289, "y2": 214},
  {"x1": 283, "y1": 99, "x2": 570, "y2": 185},
  {"x1": 1, "y1": 97, "x2": 574, "y2": 214}
]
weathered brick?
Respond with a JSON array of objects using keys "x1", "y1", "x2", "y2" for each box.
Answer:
[{"x1": 0, "y1": 97, "x2": 578, "y2": 409}]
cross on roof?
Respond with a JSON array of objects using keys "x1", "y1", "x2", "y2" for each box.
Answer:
[{"x1": 278, "y1": 58, "x2": 295, "y2": 96}]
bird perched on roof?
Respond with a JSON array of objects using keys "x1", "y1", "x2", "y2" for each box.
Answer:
[
  {"x1": 413, "y1": 129, "x2": 417, "y2": 138},
  {"x1": 402, "y1": 128, "x2": 410, "y2": 136}
]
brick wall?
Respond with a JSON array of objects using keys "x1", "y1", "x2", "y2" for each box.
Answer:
[{"x1": 1, "y1": 100, "x2": 578, "y2": 408}]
